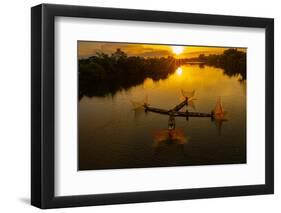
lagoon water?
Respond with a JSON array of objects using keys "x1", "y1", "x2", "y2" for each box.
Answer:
[{"x1": 78, "y1": 64, "x2": 246, "y2": 170}]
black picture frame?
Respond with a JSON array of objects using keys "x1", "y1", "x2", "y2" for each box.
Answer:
[{"x1": 31, "y1": 3, "x2": 274, "y2": 209}]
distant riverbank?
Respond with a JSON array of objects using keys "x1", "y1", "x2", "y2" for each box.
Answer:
[{"x1": 79, "y1": 48, "x2": 246, "y2": 99}]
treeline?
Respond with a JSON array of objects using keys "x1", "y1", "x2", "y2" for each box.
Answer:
[
  {"x1": 197, "y1": 48, "x2": 246, "y2": 80},
  {"x1": 79, "y1": 49, "x2": 177, "y2": 99},
  {"x1": 79, "y1": 48, "x2": 246, "y2": 100}
]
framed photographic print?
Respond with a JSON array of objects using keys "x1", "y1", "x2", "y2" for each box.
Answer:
[{"x1": 31, "y1": 4, "x2": 274, "y2": 209}]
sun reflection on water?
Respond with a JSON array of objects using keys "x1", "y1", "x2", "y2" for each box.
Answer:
[{"x1": 176, "y1": 67, "x2": 183, "y2": 76}]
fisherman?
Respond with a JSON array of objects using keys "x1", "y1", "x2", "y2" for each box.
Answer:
[{"x1": 168, "y1": 114, "x2": 176, "y2": 130}]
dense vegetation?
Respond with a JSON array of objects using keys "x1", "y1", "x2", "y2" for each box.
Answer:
[
  {"x1": 79, "y1": 48, "x2": 246, "y2": 100},
  {"x1": 197, "y1": 48, "x2": 246, "y2": 80},
  {"x1": 79, "y1": 49, "x2": 177, "y2": 98}
]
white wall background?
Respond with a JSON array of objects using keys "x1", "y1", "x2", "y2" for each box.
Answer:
[{"x1": 0, "y1": 0, "x2": 279, "y2": 212}]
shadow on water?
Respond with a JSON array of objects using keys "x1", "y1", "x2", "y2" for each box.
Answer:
[
  {"x1": 152, "y1": 110, "x2": 188, "y2": 156},
  {"x1": 153, "y1": 128, "x2": 188, "y2": 158}
]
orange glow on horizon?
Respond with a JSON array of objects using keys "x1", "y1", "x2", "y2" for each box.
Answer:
[{"x1": 78, "y1": 41, "x2": 246, "y2": 59}]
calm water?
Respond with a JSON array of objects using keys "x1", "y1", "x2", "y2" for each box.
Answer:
[{"x1": 79, "y1": 64, "x2": 246, "y2": 170}]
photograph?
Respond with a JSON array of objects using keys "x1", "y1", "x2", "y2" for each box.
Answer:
[{"x1": 78, "y1": 41, "x2": 247, "y2": 170}]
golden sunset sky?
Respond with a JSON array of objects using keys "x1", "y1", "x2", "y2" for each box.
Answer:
[{"x1": 78, "y1": 41, "x2": 246, "y2": 59}]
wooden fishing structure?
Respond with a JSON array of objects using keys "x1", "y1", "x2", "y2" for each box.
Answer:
[
  {"x1": 144, "y1": 98, "x2": 214, "y2": 119},
  {"x1": 131, "y1": 90, "x2": 226, "y2": 131}
]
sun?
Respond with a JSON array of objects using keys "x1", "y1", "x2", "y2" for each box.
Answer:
[{"x1": 172, "y1": 46, "x2": 184, "y2": 55}]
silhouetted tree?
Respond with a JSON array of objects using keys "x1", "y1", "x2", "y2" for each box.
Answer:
[
  {"x1": 79, "y1": 49, "x2": 177, "y2": 99},
  {"x1": 197, "y1": 49, "x2": 246, "y2": 80}
]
